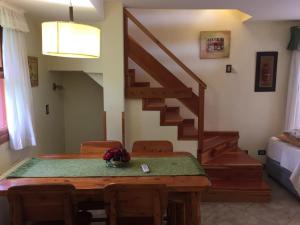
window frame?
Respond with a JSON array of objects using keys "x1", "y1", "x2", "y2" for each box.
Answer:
[{"x1": 0, "y1": 26, "x2": 9, "y2": 144}]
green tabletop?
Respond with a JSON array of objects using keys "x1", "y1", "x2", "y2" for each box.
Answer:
[{"x1": 7, "y1": 156, "x2": 206, "y2": 178}]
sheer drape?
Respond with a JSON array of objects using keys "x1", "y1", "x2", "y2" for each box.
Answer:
[
  {"x1": 3, "y1": 28, "x2": 36, "y2": 150},
  {"x1": 0, "y1": 4, "x2": 36, "y2": 150},
  {"x1": 285, "y1": 51, "x2": 300, "y2": 130}
]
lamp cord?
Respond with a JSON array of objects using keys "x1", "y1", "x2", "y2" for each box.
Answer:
[{"x1": 69, "y1": 0, "x2": 74, "y2": 22}]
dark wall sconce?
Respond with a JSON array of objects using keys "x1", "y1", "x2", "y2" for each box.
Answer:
[{"x1": 53, "y1": 82, "x2": 64, "y2": 91}]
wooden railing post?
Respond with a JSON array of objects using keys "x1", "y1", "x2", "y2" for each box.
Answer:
[{"x1": 197, "y1": 86, "x2": 205, "y2": 163}]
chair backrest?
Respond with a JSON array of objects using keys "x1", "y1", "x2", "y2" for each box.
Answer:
[
  {"x1": 104, "y1": 184, "x2": 167, "y2": 225},
  {"x1": 80, "y1": 141, "x2": 123, "y2": 154},
  {"x1": 8, "y1": 184, "x2": 76, "y2": 225},
  {"x1": 132, "y1": 140, "x2": 173, "y2": 153}
]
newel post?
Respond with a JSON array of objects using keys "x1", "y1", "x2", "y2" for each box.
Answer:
[{"x1": 197, "y1": 85, "x2": 205, "y2": 163}]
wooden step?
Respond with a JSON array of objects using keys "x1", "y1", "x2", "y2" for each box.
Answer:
[
  {"x1": 161, "y1": 107, "x2": 183, "y2": 126},
  {"x1": 203, "y1": 151, "x2": 263, "y2": 180},
  {"x1": 133, "y1": 82, "x2": 150, "y2": 87},
  {"x1": 202, "y1": 151, "x2": 270, "y2": 202},
  {"x1": 143, "y1": 98, "x2": 166, "y2": 111},
  {"x1": 203, "y1": 135, "x2": 238, "y2": 152},
  {"x1": 126, "y1": 87, "x2": 193, "y2": 98},
  {"x1": 201, "y1": 134, "x2": 239, "y2": 163},
  {"x1": 202, "y1": 179, "x2": 271, "y2": 202},
  {"x1": 204, "y1": 132, "x2": 239, "y2": 149},
  {"x1": 178, "y1": 119, "x2": 197, "y2": 140}
]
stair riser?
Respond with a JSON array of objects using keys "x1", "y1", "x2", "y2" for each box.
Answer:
[
  {"x1": 202, "y1": 190, "x2": 271, "y2": 202},
  {"x1": 160, "y1": 109, "x2": 183, "y2": 126},
  {"x1": 204, "y1": 167, "x2": 263, "y2": 180},
  {"x1": 160, "y1": 121, "x2": 182, "y2": 126},
  {"x1": 142, "y1": 98, "x2": 166, "y2": 111},
  {"x1": 143, "y1": 106, "x2": 165, "y2": 111},
  {"x1": 133, "y1": 82, "x2": 150, "y2": 87}
]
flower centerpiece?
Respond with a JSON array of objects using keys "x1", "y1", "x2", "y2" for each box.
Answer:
[{"x1": 103, "y1": 148, "x2": 131, "y2": 167}]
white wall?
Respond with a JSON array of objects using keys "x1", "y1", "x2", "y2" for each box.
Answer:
[
  {"x1": 47, "y1": 1, "x2": 124, "y2": 142},
  {"x1": 125, "y1": 9, "x2": 299, "y2": 158},
  {"x1": 61, "y1": 72, "x2": 105, "y2": 153}
]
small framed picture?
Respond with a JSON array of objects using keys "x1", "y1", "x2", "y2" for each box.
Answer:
[
  {"x1": 200, "y1": 31, "x2": 231, "y2": 59},
  {"x1": 28, "y1": 56, "x2": 38, "y2": 87},
  {"x1": 255, "y1": 52, "x2": 278, "y2": 92}
]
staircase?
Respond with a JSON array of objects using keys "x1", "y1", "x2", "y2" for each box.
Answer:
[{"x1": 124, "y1": 9, "x2": 270, "y2": 202}]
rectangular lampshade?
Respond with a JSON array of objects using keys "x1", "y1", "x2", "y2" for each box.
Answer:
[{"x1": 42, "y1": 21, "x2": 100, "y2": 58}]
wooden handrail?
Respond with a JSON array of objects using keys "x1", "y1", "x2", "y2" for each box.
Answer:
[{"x1": 124, "y1": 9, "x2": 207, "y2": 89}]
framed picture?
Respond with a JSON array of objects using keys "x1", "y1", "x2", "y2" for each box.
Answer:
[
  {"x1": 255, "y1": 52, "x2": 278, "y2": 92},
  {"x1": 28, "y1": 56, "x2": 38, "y2": 87},
  {"x1": 200, "y1": 31, "x2": 231, "y2": 59}
]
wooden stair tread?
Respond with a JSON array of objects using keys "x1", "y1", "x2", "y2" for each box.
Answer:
[
  {"x1": 163, "y1": 108, "x2": 183, "y2": 125},
  {"x1": 133, "y1": 82, "x2": 150, "y2": 87},
  {"x1": 203, "y1": 151, "x2": 262, "y2": 167},
  {"x1": 144, "y1": 98, "x2": 165, "y2": 109},
  {"x1": 203, "y1": 135, "x2": 237, "y2": 151},
  {"x1": 164, "y1": 113, "x2": 183, "y2": 123},
  {"x1": 182, "y1": 125, "x2": 198, "y2": 137},
  {"x1": 179, "y1": 129, "x2": 239, "y2": 145}
]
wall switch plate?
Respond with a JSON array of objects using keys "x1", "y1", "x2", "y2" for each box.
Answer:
[
  {"x1": 226, "y1": 65, "x2": 232, "y2": 73},
  {"x1": 258, "y1": 149, "x2": 266, "y2": 155},
  {"x1": 45, "y1": 104, "x2": 50, "y2": 115}
]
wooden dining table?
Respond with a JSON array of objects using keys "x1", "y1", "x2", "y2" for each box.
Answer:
[{"x1": 0, "y1": 152, "x2": 210, "y2": 225}]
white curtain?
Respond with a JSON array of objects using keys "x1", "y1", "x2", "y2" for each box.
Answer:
[
  {"x1": 285, "y1": 51, "x2": 300, "y2": 130},
  {"x1": 1, "y1": 4, "x2": 36, "y2": 150}
]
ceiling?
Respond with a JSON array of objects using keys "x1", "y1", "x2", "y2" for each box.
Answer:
[
  {"x1": 6, "y1": 0, "x2": 104, "y2": 22},
  {"x1": 119, "y1": 0, "x2": 300, "y2": 21},
  {"x1": 3, "y1": 0, "x2": 300, "y2": 21}
]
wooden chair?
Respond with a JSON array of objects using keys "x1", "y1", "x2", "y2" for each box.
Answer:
[
  {"x1": 132, "y1": 140, "x2": 173, "y2": 153},
  {"x1": 79, "y1": 140, "x2": 123, "y2": 221},
  {"x1": 80, "y1": 140, "x2": 123, "y2": 154},
  {"x1": 132, "y1": 141, "x2": 186, "y2": 225},
  {"x1": 7, "y1": 184, "x2": 92, "y2": 225},
  {"x1": 104, "y1": 184, "x2": 168, "y2": 225}
]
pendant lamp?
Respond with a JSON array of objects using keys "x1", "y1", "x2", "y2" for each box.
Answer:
[{"x1": 42, "y1": 4, "x2": 100, "y2": 58}]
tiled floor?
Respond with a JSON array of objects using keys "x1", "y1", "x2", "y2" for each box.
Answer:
[
  {"x1": 201, "y1": 176, "x2": 300, "y2": 225},
  {"x1": 93, "y1": 175, "x2": 300, "y2": 225}
]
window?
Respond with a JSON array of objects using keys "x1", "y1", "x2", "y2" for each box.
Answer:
[{"x1": 0, "y1": 26, "x2": 8, "y2": 144}]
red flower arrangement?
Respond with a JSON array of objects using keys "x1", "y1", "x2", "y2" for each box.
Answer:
[{"x1": 103, "y1": 148, "x2": 131, "y2": 167}]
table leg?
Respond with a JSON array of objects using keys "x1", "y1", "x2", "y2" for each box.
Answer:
[{"x1": 185, "y1": 192, "x2": 201, "y2": 225}]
